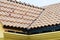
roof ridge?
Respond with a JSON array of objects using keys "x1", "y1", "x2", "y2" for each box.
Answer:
[{"x1": 7, "y1": 0, "x2": 44, "y2": 9}]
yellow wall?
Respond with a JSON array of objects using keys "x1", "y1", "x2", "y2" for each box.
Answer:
[
  {"x1": 4, "y1": 31, "x2": 60, "y2": 40},
  {"x1": 0, "y1": 22, "x2": 4, "y2": 38}
]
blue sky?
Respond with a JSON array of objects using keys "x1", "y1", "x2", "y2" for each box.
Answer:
[{"x1": 17, "y1": 0, "x2": 60, "y2": 7}]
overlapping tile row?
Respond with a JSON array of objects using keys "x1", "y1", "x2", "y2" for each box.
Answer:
[
  {"x1": 0, "y1": 0, "x2": 44, "y2": 28},
  {"x1": 29, "y1": 3, "x2": 60, "y2": 29}
]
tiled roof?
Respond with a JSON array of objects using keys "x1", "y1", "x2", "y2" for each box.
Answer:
[
  {"x1": 29, "y1": 3, "x2": 60, "y2": 28},
  {"x1": 0, "y1": 0, "x2": 44, "y2": 29},
  {"x1": 0, "y1": 0, "x2": 60, "y2": 29}
]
